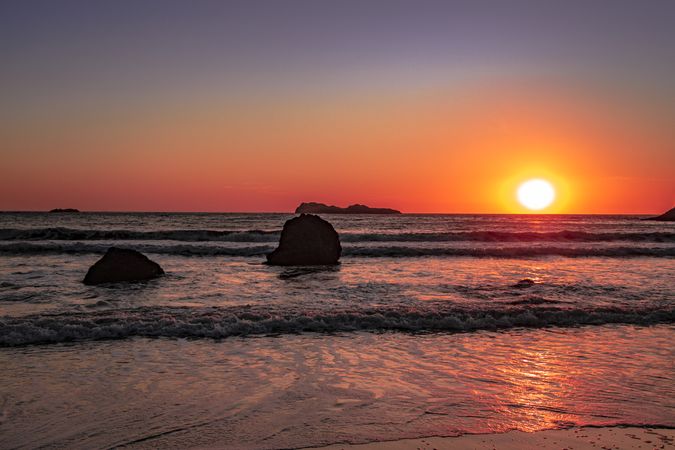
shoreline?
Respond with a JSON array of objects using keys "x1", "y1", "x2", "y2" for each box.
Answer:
[{"x1": 305, "y1": 426, "x2": 675, "y2": 450}]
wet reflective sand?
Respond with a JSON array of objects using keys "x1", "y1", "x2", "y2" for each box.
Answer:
[{"x1": 1, "y1": 325, "x2": 673, "y2": 449}]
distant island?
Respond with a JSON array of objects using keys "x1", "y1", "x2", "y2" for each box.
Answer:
[
  {"x1": 295, "y1": 202, "x2": 401, "y2": 214},
  {"x1": 643, "y1": 207, "x2": 675, "y2": 221},
  {"x1": 49, "y1": 208, "x2": 80, "y2": 213}
]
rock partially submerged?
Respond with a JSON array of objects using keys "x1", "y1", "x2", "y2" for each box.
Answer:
[
  {"x1": 49, "y1": 208, "x2": 80, "y2": 213},
  {"x1": 83, "y1": 247, "x2": 164, "y2": 285},
  {"x1": 513, "y1": 279, "x2": 535, "y2": 289},
  {"x1": 267, "y1": 214, "x2": 341, "y2": 265},
  {"x1": 644, "y1": 207, "x2": 675, "y2": 221},
  {"x1": 295, "y1": 202, "x2": 401, "y2": 214}
]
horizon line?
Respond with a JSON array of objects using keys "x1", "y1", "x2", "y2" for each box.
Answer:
[{"x1": 0, "y1": 209, "x2": 665, "y2": 216}]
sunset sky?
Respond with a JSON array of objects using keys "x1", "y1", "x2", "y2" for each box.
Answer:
[{"x1": 1, "y1": 0, "x2": 673, "y2": 213}]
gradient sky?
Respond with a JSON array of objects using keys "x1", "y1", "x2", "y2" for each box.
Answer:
[{"x1": 1, "y1": 0, "x2": 674, "y2": 213}]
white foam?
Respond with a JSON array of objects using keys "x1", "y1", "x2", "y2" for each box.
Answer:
[{"x1": 1, "y1": 305, "x2": 673, "y2": 346}]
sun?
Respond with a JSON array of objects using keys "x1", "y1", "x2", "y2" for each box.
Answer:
[{"x1": 517, "y1": 179, "x2": 556, "y2": 211}]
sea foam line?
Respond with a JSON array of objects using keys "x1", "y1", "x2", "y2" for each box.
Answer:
[
  {"x1": 1, "y1": 305, "x2": 673, "y2": 346},
  {"x1": 1, "y1": 228, "x2": 673, "y2": 243},
  {"x1": 0, "y1": 242, "x2": 674, "y2": 258}
]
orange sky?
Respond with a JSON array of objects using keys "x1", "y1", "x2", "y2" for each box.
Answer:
[
  {"x1": 2, "y1": 75, "x2": 673, "y2": 213},
  {"x1": 1, "y1": 2, "x2": 673, "y2": 214}
]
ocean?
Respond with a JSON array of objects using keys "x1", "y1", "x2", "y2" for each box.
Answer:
[{"x1": 0, "y1": 212, "x2": 673, "y2": 449}]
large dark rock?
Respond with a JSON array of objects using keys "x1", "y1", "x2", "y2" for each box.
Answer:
[
  {"x1": 295, "y1": 202, "x2": 401, "y2": 214},
  {"x1": 83, "y1": 247, "x2": 164, "y2": 285},
  {"x1": 267, "y1": 214, "x2": 341, "y2": 265},
  {"x1": 644, "y1": 207, "x2": 675, "y2": 221}
]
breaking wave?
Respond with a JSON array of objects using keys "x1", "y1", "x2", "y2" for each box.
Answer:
[
  {"x1": 0, "y1": 228, "x2": 280, "y2": 242},
  {"x1": 1, "y1": 228, "x2": 673, "y2": 243},
  {"x1": 1, "y1": 305, "x2": 673, "y2": 346},
  {"x1": 343, "y1": 230, "x2": 675, "y2": 243},
  {"x1": 0, "y1": 242, "x2": 674, "y2": 258},
  {"x1": 344, "y1": 246, "x2": 675, "y2": 258}
]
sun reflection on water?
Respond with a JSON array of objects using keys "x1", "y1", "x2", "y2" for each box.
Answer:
[{"x1": 490, "y1": 347, "x2": 579, "y2": 432}]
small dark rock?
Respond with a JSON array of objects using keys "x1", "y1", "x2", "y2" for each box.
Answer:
[
  {"x1": 83, "y1": 247, "x2": 164, "y2": 285},
  {"x1": 49, "y1": 208, "x2": 80, "y2": 213},
  {"x1": 267, "y1": 214, "x2": 341, "y2": 265},
  {"x1": 513, "y1": 278, "x2": 536, "y2": 289}
]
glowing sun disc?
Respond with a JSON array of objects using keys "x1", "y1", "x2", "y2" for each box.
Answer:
[{"x1": 517, "y1": 179, "x2": 556, "y2": 210}]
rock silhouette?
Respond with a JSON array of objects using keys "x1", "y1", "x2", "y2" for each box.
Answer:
[
  {"x1": 83, "y1": 247, "x2": 164, "y2": 285},
  {"x1": 49, "y1": 208, "x2": 80, "y2": 213},
  {"x1": 644, "y1": 207, "x2": 675, "y2": 221},
  {"x1": 267, "y1": 214, "x2": 341, "y2": 265},
  {"x1": 295, "y1": 202, "x2": 401, "y2": 214},
  {"x1": 513, "y1": 279, "x2": 535, "y2": 288}
]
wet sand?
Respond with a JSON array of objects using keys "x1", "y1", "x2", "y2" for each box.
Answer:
[{"x1": 307, "y1": 426, "x2": 675, "y2": 450}]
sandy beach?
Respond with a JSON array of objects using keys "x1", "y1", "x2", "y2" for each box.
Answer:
[{"x1": 308, "y1": 427, "x2": 675, "y2": 450}]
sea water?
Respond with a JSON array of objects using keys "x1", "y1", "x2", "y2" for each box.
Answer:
[{"x1": 0, "y1": 213, "x2": 673, "y2": 448}]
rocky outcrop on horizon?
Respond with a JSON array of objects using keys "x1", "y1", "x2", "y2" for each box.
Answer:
[
  {"x1": 83, "y1": 247, "x2": 165, "y2": 285},
  {"x1": 267, "y1": 214, "x2": 341, "y2": 265},
  {"x1": 49, "y1": 208, "x2": 80, "y2": 213},
  {"x1": 644, "y1": 207, "x2": 675, "y2": 221},
  {"x1": 295, "y1": 202, "x2": 401, "y2": 214}
]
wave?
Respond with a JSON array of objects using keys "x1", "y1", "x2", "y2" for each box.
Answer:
[
  {"x1": 343, "y1": 230, "x2": 675, "y2": 243},
  {"x1": 0, "y1": 242, "x2": 674, "y2": 258},
  {"x1": 0, "y1": 227, "x2": 280, "y2": 242},
  {"x1": 0, "y1": 242, "x2": 273, "y2": 256},
  {"x1": 1, "y1": 305, "x2": 673, "y2": 346},
  {"x1": 1, "y1": 228, "x2": 673, "y2": 243},
  {"x1": 344, "y1": 246, "x2": 675, "y2": 258}
]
